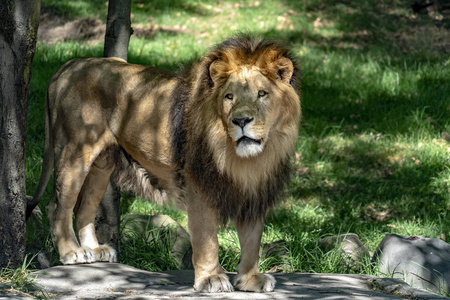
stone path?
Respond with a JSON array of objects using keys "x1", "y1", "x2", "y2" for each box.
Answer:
[{"x1": 1, "y1": 263, "x2": 445, "y2": 299}]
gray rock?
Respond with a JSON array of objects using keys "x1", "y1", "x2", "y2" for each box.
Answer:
[
  {"x1": 121, "y1": 214, "x2": 192, "y2": 269},
  {"x1": 25, "y1": 244, "x2": 51, "y2": 269},
  {"x1": 21, "y1": 263, "x2": 443, "y2": 299},
  {"x1": 373, "y1": 233, "x2": 450, "y2": 294},
  {"x1": 319, "y1": 233, "x2": 371, "y2": 266},
  {"x1": 260, "y1": 240, "x2": 293, "y2": 272}
]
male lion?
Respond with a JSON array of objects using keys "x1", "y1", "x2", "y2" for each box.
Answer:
[{"x1": 29, "y1": 36, "x2": 301, "y2": 292}]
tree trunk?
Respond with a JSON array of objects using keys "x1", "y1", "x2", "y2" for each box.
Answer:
[
  {"x1": 0, "y1": 0, "x2": 40, "y2": 268},
  {"x1": 96, "y1": 0, "x2": 132, "y2": 255},
  {"x1": 95, "y1": 181, "x2": 121, "y2": 250},
  {"x1": 103, "y1": 0, "x2": 132, "y2": 61}
]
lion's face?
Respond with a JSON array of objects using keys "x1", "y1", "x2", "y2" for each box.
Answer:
[
  {"x1": 207, "y1": 46, "x2": 299, "y2": 160},
  {"x1": 219, "y1": 67, "x2": 275, "y2": 158}
]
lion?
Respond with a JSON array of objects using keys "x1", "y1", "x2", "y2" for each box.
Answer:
[{"x1": 28, "y1": 35, "x2": 301, "y2": 293}]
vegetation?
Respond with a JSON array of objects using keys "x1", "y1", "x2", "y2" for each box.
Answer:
[
  {"x1": 26, "y1": 0, "x2": 449, "y2": 288},
  {"x1": 0, "y1": 256, "x2": 48, "y2": 299}
]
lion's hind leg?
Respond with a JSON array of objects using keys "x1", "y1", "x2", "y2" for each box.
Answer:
[
  {"x1": 48, "y1": 142, "x2": 115, "y2": 265},
  {"x1": 75, "y1": 149, "x2": 117, "y2": 263},
  {"x1": 47, "y1": 143, "x2": 96, "y2": 265}
]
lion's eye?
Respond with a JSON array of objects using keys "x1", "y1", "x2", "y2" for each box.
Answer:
[
  {"x1": 225, "y1": 93, "x2": 233, "y2": 100},
  {"x1": 258, "y1": 90, "x2": 267, "y2": 98}
]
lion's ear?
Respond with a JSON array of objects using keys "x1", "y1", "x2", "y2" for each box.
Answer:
[
  {"x1": 209, "y1": 59, "x2": 223, "y2": 85},
  {"x1": 274, "y1": 56, "x2": 294, "y2": 84},
  {"x1": 209, "y1": 56, "x2": 233, "y2": 86}
]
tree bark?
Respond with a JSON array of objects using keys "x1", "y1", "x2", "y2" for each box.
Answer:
[
  {"x1": 95, "y1": 181, "x2": 121, "y2": 250},
  {"x1": 96, "y1": 0, "x2": 132, "y2": 255},
  {"x1": 0, "y1": 0, "x2": 40, "y2": 268},
  {"x1": 103, "y1": 0, "x2": 132, "y2": 61}
]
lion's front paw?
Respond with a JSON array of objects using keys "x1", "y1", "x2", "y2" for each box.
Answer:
[
  {"x1": 61, "y1": 245, "x2": 117, "y2": 264},
  {"x1": 234, "y1": 273, "x2": 276, "y2": 292},
  {"x1": 94, "y1": 245, "x2": 117, "y2": 262},
  {"x1": 61, "y1": 246, "x2": 96, "y2": 264},
  {"x1": 194, "y1": 273, "x2": 234, "y2": 293}
]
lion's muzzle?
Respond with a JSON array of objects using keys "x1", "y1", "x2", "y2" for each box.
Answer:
[
  {"x1": 232, "y1": 116, "x2": 254, "y2": 129},
  {"x1": 231, "y1": 116, "x2": 264, "y2": 158}
]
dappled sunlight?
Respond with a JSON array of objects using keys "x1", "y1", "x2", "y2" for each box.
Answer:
[
  {"x1": 284, "y1": 132, "x2": 449, "y2": 247},
  {"x1": 26, "y1": 0, "x2": 449, "y2": 281}
]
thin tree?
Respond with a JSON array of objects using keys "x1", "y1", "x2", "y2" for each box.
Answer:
[
  {"x1": 0, "y1": 0, "x2": 41, "y2": 268},
  {"x1": 103, "y1": 0, "x2": 133, "y2": 60},
  {"x1": 95, "y1": 0, "x2": 133, "y2": 254}
]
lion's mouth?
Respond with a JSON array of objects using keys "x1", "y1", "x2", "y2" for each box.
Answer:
[
  {"x1": 235, "y1": 136, "x2": 264, "y2": 157},
  {"x1": 237, "y1": 136, "x2": 262, "y2": 146}
]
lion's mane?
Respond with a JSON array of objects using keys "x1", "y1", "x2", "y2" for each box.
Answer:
[
  {"x1": 110, "y1": 36, "x2": 300, "y2": 225},
  {"x1": 167, "y1": 36, "x2": 301, "y2": 224}
]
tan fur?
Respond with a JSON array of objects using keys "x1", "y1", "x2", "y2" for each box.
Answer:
[{"x1": 32, "y1": 36, "x2": 300, "y2": 293}]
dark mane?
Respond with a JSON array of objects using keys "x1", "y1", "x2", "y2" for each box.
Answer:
[
  {"x1": 207, "y1": 34, "x2": 300, "y2": 90},
  {"x1": 191, "y1": 135, "x2": 292, "y2": 225},
  {"x1": 183, "y1": 35, "x2": 299, "y2": 224},
  {"x1": 169, "y1": 76, "x2": 189, "y2": 173}
]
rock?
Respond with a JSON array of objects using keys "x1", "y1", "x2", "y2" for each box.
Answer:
[
  {"x1": 121, "y1": 214, "x2": 192, "y2": 269},
  {"x1": 373, "y1": 233, "x2": 450, "y2": 294},
  {"x1": 25, "y1": 244, "x2": 51, "y2": 269},
  {"x1": 319, "y1": 233, "x2": 371, "y2": 266},
  {"x1": 24, "y1": 263, "x2": 443, "y2": 299},
  {"x1": 261, "y1": 240, "x2": 293, "y2": 272}
]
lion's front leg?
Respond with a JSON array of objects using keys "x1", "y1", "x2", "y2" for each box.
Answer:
[
  {"x1": 187, "y1": 197, "x2": 234, "y2": 293},
  {"x1": 234, "y1": 219, "x2": 276, "y2": 292}
]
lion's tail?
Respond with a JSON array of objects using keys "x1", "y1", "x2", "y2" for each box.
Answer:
[{"x1": 26, "y1": 89, "x2": 54, "y2": 220}]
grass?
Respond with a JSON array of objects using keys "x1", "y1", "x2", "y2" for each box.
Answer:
[
  {"x1": 119, "y1": 217, "x2": 181, "y2": 271},
  {"x1": 0, "y1": 256, "x2": 49, "y2": 299},
  {"x1": 25, "y1": 0, "x2": 449, "y2": 295}
]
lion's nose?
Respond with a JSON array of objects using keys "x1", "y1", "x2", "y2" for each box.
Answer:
[{"x1": 232, "y1": 117, "x2": 254, "y2": 129}]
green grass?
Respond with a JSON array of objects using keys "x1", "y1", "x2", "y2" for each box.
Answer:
[
  {"x1": 0, "y1": 256, "x2": 49, "y2": 299},
  {"x1": 27, "y1": 0, "x2": 449, "y2": 294},
  {"x1": 119, "y1": 217, "x2": 181, "y2": 271}
]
